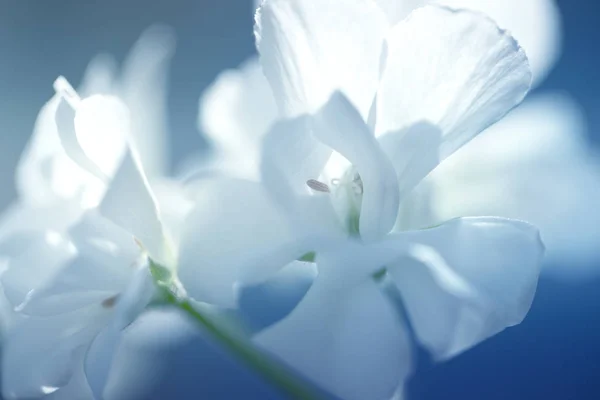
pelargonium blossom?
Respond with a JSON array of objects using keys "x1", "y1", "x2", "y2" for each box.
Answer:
[
  {"x1": 180, "y1": 2, "x2": 545, "y2": 399},
  {"x1": 200, "y1": 0, "x2": 600, "y2": 280},
  {"x1": 0, "y1": 28, "x2": 193, "y2": 399}
]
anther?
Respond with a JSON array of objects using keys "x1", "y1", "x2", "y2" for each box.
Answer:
[
  {"x1": 306, "y1": 179, "x2": 331, "y2": 193},
  {"x1": 101, "y1": 295, "x2": 119, "y2": 309}
]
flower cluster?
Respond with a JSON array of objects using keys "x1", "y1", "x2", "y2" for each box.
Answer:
[{"x1": 0, "y1": 1, "x2": 549, "y2": 400}]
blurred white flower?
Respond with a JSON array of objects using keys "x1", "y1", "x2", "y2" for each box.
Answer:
[
  {"x1": 0, "y1": 27, "x2": 192, "y2": 399},
  {"x1": 184, "y1": 3, "x2": 545, "y2": 399}
]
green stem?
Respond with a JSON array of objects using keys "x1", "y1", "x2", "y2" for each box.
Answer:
[{"x1": 161, "y1": 290, "x2": 328, "y2": 400}]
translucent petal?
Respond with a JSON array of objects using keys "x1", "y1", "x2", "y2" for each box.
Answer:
[
  {"x1": 199, "y1": 58, "x2": 278, "y2": 180},
  {"x1": 121, "y1": 25, "x2": 176, "y2": 179},
  {"x1": 1, "y1": 305, "x2": 112, "y2": 399},
  {"x1": 99, "y1": 150, "x2": 168, "y2": 266},
  {"x1": 376, "y1": 6, "x2": 531, "y2": 164},
  {"x1": 255, "y1": 0, "x2": 388, "y2": 118},
  {"x1": 388, "y1": 217, "x2": 544, "y2": 360},
  {"x1": 255, "y1": 260, "x2": 412, "y2": 400}
]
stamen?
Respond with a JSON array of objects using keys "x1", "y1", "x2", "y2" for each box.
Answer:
[
  {"x1": 53, "y1": 76, "x2": 82, "y2": 109},
  {"x1": 306, "y1": 179, "x2": 331, "y2": 193},
  {"x1": 101, "y1": 294, "x2": 119, "y2": 309}
]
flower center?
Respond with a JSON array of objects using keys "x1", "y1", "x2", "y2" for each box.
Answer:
[{"x1": 306, "y1": 166, "x2": 364, "y2": 236}]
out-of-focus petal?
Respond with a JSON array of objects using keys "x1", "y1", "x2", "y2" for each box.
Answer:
[
  {"x1": 18, "y1": 212, "x2": 139, "y2": 316},
  {"x1": 428, "y1": 94, "x2": 600, "y2": 278},
  {"x1": 377, "y1": 121, "x2": 442, "y2": 202},
  {"x1": 255, "y1": 257, "x2": 412, "y2": 400},
  {"x1": 388, "y1": 217, "x2": 544, "y2": 360},
  {"x1": 0, "y1": 231, "x2": 76, "y2": 311},
  {"x1": 255, "y1": 0, "x2": 388, "y2": 118},
  {"x1": 121, "y1": 25, "x2": 176, "y2": 179},
  {"x1": 178, "y1": 178, "x2": 302, "y2": 308},
  {"x1": 376, "y1": 6, "x2": 531, "y2": 165},
  {"x1": 99, "y1": 150, "x2": 168, "y2": 266},
  {"x1": 199, "y1": 58, "x2": 278, "y2": 180},
  {"x1": 84, "y1": 266, "x2": 155, "y2": 399},
  {"x1": 1, "y1": 305, "x2": 112, "y2": 400},
  {"x1": 312, "y1": 92, "x2": 399, "y2": 241}
]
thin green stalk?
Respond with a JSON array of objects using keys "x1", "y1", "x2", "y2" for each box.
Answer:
[{"x1": 161, "y1": 290, "x2": 329, "y2": 400}]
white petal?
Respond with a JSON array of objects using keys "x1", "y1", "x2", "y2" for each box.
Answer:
[
  {"x1": 377, "y1": 121, "x2": 442, "y2": 202},
  {"x1": 18, "y1": 212, "x2": 139, "y2": 316},
  {"x1": 121, "y1": 25, "x2": 176, "y2": 179},
  {"x1": 0, "y1": 231, "x2": 76, "y2": 311},
  {"x1": 1, "y1": 306, "x2": 112, "y2": 399},
  {"x1": 376, "y1": 6, "x2": 531, "y2": 164},
  {"x1": 55, "y1": 94, "x2": 129, "y2": 183},
  {"x1": 388, "y1": 217, "x2": 544, "y2": 360},
  {"x1": 178, "y1": 178, "x2": 303, "y2": 308},
  {"x1": 199, "y1": 58, "x2": 278, "y2": 180},
  {"x1": 374, "y1": 0, "x2": 426, "y2": 25},
  {"x1": 255, "y1": 0, "x2": 388, "y2": 118},
  {"x1": 237, "y1": 260, "x2": 317, "y2": 331},
  {"x1": 15, "y1": 95, "x2": 65, "y2": 206},
  {"x1": 99, "y1": 150, "x2": 168, "y2": 265},
  {"x1": 255, "y1": 263, "x2": 412, "y2": 400},
  {"x1": 428, "y1": 94, "x2": 600, "y2": 278},
  {"x1": 78, "y1": 54, "x2": 117, "y2": 97},
  {"x1": 84, "y1": 266, "x2": 155, "y2": 399},
  {"x1": 312, "y1": 92, "x2": 399, "y2": 241},
  {"x1": 436, "y1": 0, "x2": 562, "y2": 86},
  {"x1": 260, "y1": 115, "x2": 331, "y2": 205}
]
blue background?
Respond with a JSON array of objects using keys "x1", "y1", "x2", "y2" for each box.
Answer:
[{"x1": 0, "y1": 1, "x2": 599, "y2": 399}]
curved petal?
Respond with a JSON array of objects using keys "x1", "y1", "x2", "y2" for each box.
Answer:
[
  {"x1": 312, "y1": 92, "x2": 399, "y2": 241},
  {"x1": 15, "y1": 95, "x2": 66, "y2": 206},
  {"x1": 121, "y1": 25, "x2": 176, "y2": 179},
  {"x1": 436, "y1": 0, "x2": 562, "y2": 86},
  {"x1": 255, "y1": 0, "x2": 388, "y2": 118},
  {"x1": 0, "y1": 231, "x2": 76, "y2": 311},
  {"x1": 377, "y1": 121, "x2": 442, "y2": 203},
  {"x1": 178, "y1": 178, "x2": 305, "y2": 308},
  {"x1": 387, "y1": 217, "x2": 544, "y2": 360},
  {"x1": 376, "y1": 6, "x2": 531, "y2": 164},
  {"x1": 19, "y1": 212, "x2": 139, "y2": 316},
  {"x1": 99, "y1": 149, "x2": 168, "y2": 266},
  {"x1": 237, "y1": 260, "x2": 317, "y2": 331},
  {"x1": 84, "y1": 266, "x2": 155, "y2": 399},
  {"x1": 255, "y1": 262, "x2": 412, "y2": 400},
  {"x1": 199, "y1": 58, "x2": 278, "y2": 180},
  {"x1": 428, "y1": 94, "x2": 600, "y2": 278},
  {"x1": 1, "y1": 305, "x2": 112, "y2": 400},
  {"x1": 78, "y1": 53, "x2": 117, "y2": 97}
]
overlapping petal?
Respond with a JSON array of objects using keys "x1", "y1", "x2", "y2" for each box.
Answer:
[
  {"x1": 388, "y1": 217, "x2": 544, "y2": 359},
  {"x1": 255, "y1": 264, "x2": 411, "y2": 400}
]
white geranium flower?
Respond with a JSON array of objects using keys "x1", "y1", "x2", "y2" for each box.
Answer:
[
  {"x1": 181, "y1": 3, "x2": 544, "y2": 399},
  {"x1": 199, "y1": 0, "x2": 598, "y2": 280},
  {"x1": 0, "y1": 28, "x2": 192, "y2": 399},
  {"x1": 0, "y1": 82, "x2": 181, "y2": 399}
]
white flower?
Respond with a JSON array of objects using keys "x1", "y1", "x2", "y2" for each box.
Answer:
[
  {"x1": 198, "y1": 0, "x2": 596, "y2": 280},
  {"x1": 181, "y1": 3, "x2": 545, "y2": 399},
  {"x1": 0, "y1": 27, "x2": 191, "y2": 399}
]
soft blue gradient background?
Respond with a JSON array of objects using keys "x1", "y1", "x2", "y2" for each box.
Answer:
[{"x1": 0, "y1": 1, "x2": 599, "y2": 399}]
